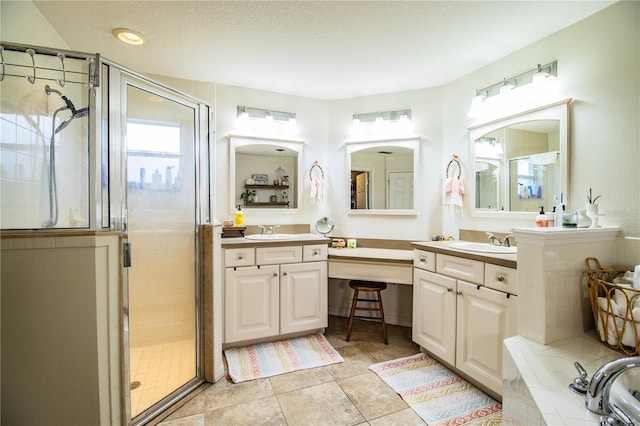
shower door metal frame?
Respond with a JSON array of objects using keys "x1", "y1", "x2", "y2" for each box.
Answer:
[{"x1": 107, "y1": 64, "x2": 212, "y2": 426}]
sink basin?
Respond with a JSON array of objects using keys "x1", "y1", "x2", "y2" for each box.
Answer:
[
  {"x1": 244, "y1": 234, "x2": 298, "y2": 241},
  {"x1": 448, "y1": 242, "x2": 517, "y2": 254}
]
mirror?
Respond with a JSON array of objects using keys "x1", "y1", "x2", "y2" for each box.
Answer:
[
  {"x1": 315, "y1": 217, "x2": 334, "y2": 236},
  {"x1": 229, "y1": 135, "x2": 303, "y2": 213},
  {"x1": 346, "y1": 137, "x2": 419, "y2": 215},
  {"x1": 469, "y1": 100, "x2": 570, "y2": 216}
]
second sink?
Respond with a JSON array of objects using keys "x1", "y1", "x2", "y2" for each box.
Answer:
[{"x1": 449, "y1": 242, "x2": 517, "y2": 254}]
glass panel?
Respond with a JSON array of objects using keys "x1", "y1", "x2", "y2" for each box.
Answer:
[
  {"x1": 0, "y1": 52, "x2": 90, "y2": 229},
  {"x1": 125, "y1": 85, "x2": 197, "y2": 418}
]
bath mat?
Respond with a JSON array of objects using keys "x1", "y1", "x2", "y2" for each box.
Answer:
[
  {"x1": 369, "y1": 353, "x2": 502, "y2": 425},
  {"x1": 224, "y1": 333, "x2": 343, "y2": 383}
]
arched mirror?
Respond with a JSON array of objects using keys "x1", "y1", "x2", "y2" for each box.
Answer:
[
  {"x1": 468, "y1": 100, "x2": 570, "y2": 217},
  {"x1": 229, "y1": 135, "x2": 303, "y2": 214},
  {"x1": 346, "y1": 137, "x2": 419, "y2": 215}
]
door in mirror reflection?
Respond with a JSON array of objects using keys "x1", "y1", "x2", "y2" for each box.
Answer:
[{"x1": 347, "y1": 139, "x2": 418, "y2": 213}]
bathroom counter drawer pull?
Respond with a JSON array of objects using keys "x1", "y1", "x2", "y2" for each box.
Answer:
[{"x1": 484, "y1": 264, "x2": 518, "y2": 295}]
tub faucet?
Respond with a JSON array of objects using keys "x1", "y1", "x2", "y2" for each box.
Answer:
[{"x1": 585, "y1": 356, "x2": 640, "y2": 416}]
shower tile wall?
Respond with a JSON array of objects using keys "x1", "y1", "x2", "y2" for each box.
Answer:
[
  {"x1": 0, "y1": 51, "x2": 89, "y2": 229},
  {"x1": 0, "y1": 78, "x2": 49, "y2": 228}
]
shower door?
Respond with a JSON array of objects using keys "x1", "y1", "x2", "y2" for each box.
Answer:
[{"x1": 120, "y1": 77, "x2": 204, "y2": 423}]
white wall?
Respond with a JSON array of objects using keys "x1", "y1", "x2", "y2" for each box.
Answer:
[
  {"x1": 3, "y1": 1, "x2": 638, "y2": 242},
  {"x1": 442, "y1": 1, "x2": 639, "y2": 239}
]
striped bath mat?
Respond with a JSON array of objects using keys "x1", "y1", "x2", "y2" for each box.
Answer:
[
  {"x1": 370, "y1": 353, "x2": 501, "y2": 425},
  {"x1": 224, "y1": 333, "x2": 344, "y2": 383}
]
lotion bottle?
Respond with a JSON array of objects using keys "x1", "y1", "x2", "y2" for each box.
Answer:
[
  {"x1": 536, "y1": 206, "x2": 549, "y2": 227},
  {"x1": 234, "y1": 205, "x2": 244, "y2": 226}
]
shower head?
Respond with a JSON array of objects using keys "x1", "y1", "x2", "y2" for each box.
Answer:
[
  {"x1": 45, "y1": 84, "x2": 78, "y2": 114},
  {"x1": 55, "y1": 107, "x2": 89, "y2": 133}
]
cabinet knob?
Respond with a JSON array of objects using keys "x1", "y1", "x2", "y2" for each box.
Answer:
[
  {"x1": 237, "y1": 255, "x2": 244, "y2": 260},
  {"x1": 447, "y1": 287, "x2": 453, "y2": 292},
  {"x1": 497, "y1": 275, "x2": 505, "y2": 282},
  {"x1": 420, "y1": 257, "x2": 426, "y2": 262},
  {"x1": 456, "y1": 290, "x2": 463, "y2": 296},
  {"x1": 273, "y1": 272, "x2": 278, "y2": 277},
  {"x1": 312, "y1": 250, "x2": 319, "y2": 256},
  {"x1": 282, "y1": 272, "x2": 288, "y2": 276}
]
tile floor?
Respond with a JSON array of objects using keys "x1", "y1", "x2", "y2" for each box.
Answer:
[
  {"x1": 157, "y1": 315, "x2": 425, "y2": 425},
  {"x1": 130, "y1": 338, "x2": 196, "y2": 417}
]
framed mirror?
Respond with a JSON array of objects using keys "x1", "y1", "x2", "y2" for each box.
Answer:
[
  {"x1": 346, "y1": 137, "x2": 419, "y2": 215},
  {"x1": 229, "y1": 135, "x2": 303, "y2": 214},
  {"x1": 468, "y1": 100, "x2": 570, "y2": 217}
]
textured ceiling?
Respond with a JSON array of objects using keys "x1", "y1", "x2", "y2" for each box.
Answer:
[{"x1": 31, "y1": 1, "x2": 615, "y2": 100}]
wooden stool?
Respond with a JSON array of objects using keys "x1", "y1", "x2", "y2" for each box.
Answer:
[{"x1": 346, "y1": 280, "x2": 388, "y2": 345}]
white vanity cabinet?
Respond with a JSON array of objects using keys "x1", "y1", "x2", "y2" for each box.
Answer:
[
  {"x1": 412, "y1": 248, "x2": 517, "y2": 396},
  {"x1": 224, "y1": 244, "x2": 327, "y2": 344}
]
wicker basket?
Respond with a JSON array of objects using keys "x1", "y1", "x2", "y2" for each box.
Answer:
[{"x1": 586, "y1": 257, "x2": 640, "y2": 355}]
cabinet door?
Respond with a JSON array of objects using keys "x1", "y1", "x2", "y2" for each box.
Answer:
[
  {"x1": 455, "y1": 281, "x2": 517, "y2": 396},
  {"x1": 280, "y1": 262, "x2": 328, "y2": 334},
  {"x1": 224, "y1": 265, "x2": 279, "y2": 343},
  {"x1": 412, "y1": 269, "x2": 456, "y2": 365}
]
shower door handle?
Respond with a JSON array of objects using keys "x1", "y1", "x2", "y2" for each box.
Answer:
[{"x1": 123, "y1": 242, "x2": 132, "y2": 268}]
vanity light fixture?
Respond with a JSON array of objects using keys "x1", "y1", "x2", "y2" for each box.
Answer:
[
  {"x1": 234, "y1": 106, "x2": 299, "y2": 136},
  {"x1": 112, "y1": 28, "x2": 145, "y2": 46},
  {"x1": 467, "y1": 61, "x2": 558, "y2": 119},
  {"x1": 350, "y1": 109, "x2": 413, "y2": 139}
]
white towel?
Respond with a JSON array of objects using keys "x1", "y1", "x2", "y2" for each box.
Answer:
[
  {"x1": 443, "y1": 177, "x2": 464, "y2": 214},
  {"x1": 310, "y1": 178, "x2": 323, "y2": 205},
  {"x1": 634, "y1": 265, "x2": 640, "y2": 289}
]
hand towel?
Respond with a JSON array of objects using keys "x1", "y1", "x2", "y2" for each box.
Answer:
[
  {"x1": 443, "y1": 177, "x2": 464, "y2": 215},
  {"x1": 621, "y1": 307, "x2": 640, "y2": 347},
  {"x1": 634, "y1": 265, "x2": 640, "y2": 289},
  {"x1": 310, "y1": 178, "x2": 323, "y2": 205}
]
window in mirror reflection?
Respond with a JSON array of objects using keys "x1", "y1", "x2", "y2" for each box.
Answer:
[
  {"x1": 350, "y1": 146, "x2": 414, "y2": 210},
  {"x1": 474, "y1": 119, "x2": 560, "y2": 212}
]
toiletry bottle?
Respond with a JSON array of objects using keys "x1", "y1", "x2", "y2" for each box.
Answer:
[
  {"x1": 554, "y1": 195, "x2": 563, "y2": 227},
  {"x1": 536, "y1": 206, "x2": 549, "y2": 227},
  {"x1": 234, "y1": 205, "x2": 244, "y2": 226}
]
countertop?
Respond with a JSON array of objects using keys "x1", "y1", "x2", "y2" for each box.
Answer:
[
  {"x1": 504, "y1": 332, "x2": 627, "y2": 425},
  {"x1": 411, "y1": 240, "x2": 517, "y2": 268},
  {"x1": 221, "y1": 233, "x2": 329, "y2": 248}
]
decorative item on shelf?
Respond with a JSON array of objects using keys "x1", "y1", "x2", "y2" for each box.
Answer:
[
  {"x1": 240, "y1": 189, "x2": 257, "y2": 204},
  {"x1": 576, "y1": 209, "x2": 591, "y2": 228},
  {"x1": 270, "y1": 195, "x2": 277, "y2": 202},
  {"x1": 252, "y1": 174, "x2": 268, "y2": 185},
  {"x1": 223, "y1": 220, "x2": 234, "y2": 227},
  {"x1": 246, "y1": 178, "x2": 255, "y2": 185},
  {"x1": 587, "y1": 187, "x2": 602, "y2": 228}
]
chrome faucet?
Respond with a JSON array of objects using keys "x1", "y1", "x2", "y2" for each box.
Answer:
[
  {"x1": 259, "y1": 225, "x2": 280, "y2": 235},
  {"x1": 585, "y1": 356, "x2": 640, "y2": 417},
  {"x1": 486, "y1": 232, "x2": 515, "y2": 247},
  {"x1": 486, "y1": 232, "x2": 502, "y2": 246},
  {"x1": 503, "y1": 234, "x2": 515, "y2": 247}
]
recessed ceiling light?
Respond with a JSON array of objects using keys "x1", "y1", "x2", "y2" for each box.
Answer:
[{"x1": 112, "y1": 28, "x2": 145, "y2": 46}]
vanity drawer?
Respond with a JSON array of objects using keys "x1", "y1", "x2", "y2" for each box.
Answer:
[
  {"x1": 414, "y1": 249, "x2": 436, "y2": 272},
  {"x1": 224, "y1": 248, "x2": 255, "y2": 267},
  {"x1": 436, "y1": 254, "x2": 484, "y2": 284},
  {"x1": 484, "y1": 264, "x2": 518, "y2": 295},
  {"x1": 303, "y1": 244, "x2": 328, "y2": 262},
  {"x1": 256, "y1": 245, "x2": 303, "y2": 265}
]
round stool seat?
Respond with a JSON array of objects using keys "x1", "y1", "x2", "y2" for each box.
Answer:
[{"x1": 349, "y1": 280, "x2": 387, "y2": 291}]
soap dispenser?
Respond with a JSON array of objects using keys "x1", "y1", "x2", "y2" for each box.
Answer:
[
  {"x1": 536, "y1": 206, "x2": 549, "y2": 227},
  {"x1": 234, "y1": 205, "x2": 244, "y2": 226}
]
